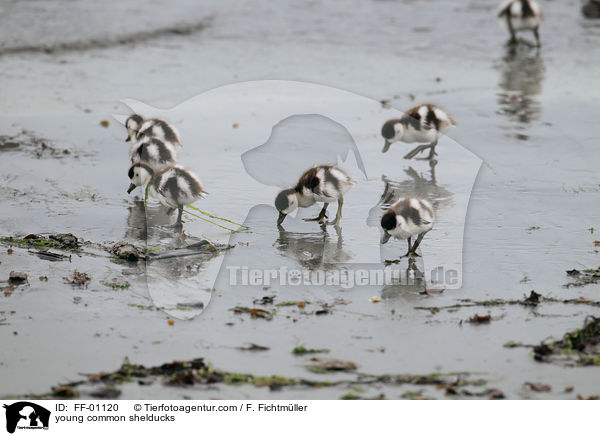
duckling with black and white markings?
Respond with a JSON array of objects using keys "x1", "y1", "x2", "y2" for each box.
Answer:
[
  {"x1": 381, "y1": 104, "x2": 455, "y2": 160},
  {"x1": 380, "y1": 197, "x2": 435, "y2": 258},
  {"x1": 127, "y1": 162, "x2": 207, "y2": 227},
  {"x1": 129, "y1": 137, "x2": 178, "y2": 168},
  {"x1": 497, "y1": 0, "x2": 542, "y2": 47},
  {"x1": 125, "y1": 114, "x2": 182, "y2": 149},
  {"x1": 275, "y1": 165, "x2": 356, "y2": 227}
]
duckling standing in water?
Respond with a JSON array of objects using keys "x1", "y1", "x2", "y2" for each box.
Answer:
[
  {"x1": 127, "y1": 162, "x2": 207, "y2": 228},
  {"x1": 381, "y1": 104, "x2": 455, "y2": 160},
  {"x1": 497, "y1": 0, "x2": 542, "y2": 47},
  {"x1": 275, "y1": 165, "x2": 355, "y2": 227},
  {"x1": 380, "y1": 197, "x2": 435, "y2": 258},
  {"x1": 125, "y1": 114, "x2": 182, "y2": 149}
]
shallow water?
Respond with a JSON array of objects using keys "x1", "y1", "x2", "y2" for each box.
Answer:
[{"x1": 1, "y1": 0, "x2": 600, "y2": 399}]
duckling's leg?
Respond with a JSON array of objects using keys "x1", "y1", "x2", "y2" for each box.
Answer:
[
  {"x1": 533, "y1": 27, "x2": 541, "y2": 47},
  {"x1": 403, "y1": 144, "x2": 431, "y2": 160},
  {"x1": 176, "y1": 206, "x2": 184, "y2": 225},
  {"x1": 402, "y1": 237, "x2": 412, "y2": 257},
  {"x1": 326, "y1": 198, "x2": 343, "y2": 226},
  {"x1": 506, "y1": 15, "x2": 517, "y2": 45},
  {"x1": 409, "y1": 231, "x2": 429, "y2": 257},
  {"x1": 415, "y1": 140, "x2": 438, "y2": 160},
  {"x1": 303, "y1": 203, "x2": 329, "y2": 223}
]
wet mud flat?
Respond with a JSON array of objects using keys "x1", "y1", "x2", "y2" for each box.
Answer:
[{"x1": 1, "y1": 0, "x2": 600, "y2": 400}]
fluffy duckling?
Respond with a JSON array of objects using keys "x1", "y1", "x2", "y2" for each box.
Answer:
[
  {"x1": 497, "y1": 0, "x2": 542, "y2": 47},
  {"x1": 125, "y1": 114, "x2": 182, "y2": 148},
  {"x1": 381, "y1": 104, "x2": 455, "y2": 160},
  {"x1": 127, "y1": 163, "x2": 207, "y2": 226},
  {"x1": 129, "y1": 137, "x2": 178, "y2": 168},
  {"x1": 380, "y1": 197, "x2": 435, "y2": 258},
  {"x1": 275, "y1": 165, "x2": 355, "y2": 226},
  {"x1": 125, "y1": 114, "x2": 144, "y2": 142}
]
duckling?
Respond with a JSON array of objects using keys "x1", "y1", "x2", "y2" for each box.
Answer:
[
  {"x1": 136, "y1": 118, "x2": 182, "y2": 147},
  {"x1": 275, "y1": 165, "x2": 355, "y2": 227},
  {"x1": 380, "y1": 197, "x2": 435, "y2": 258},
  {"x1": 497, "y1": 0, "x2": 542, "y2": 47},
  {"x1": 127, "y1": 162, "x2": 207, "y2": 227},
  {"x1": 381, "y1": 104, "x2": 455, "y2": 160},
  {"x1": 125, "y1": 114, "x2": 144, "y2": 142},
  {"x1": 129, "y1": 137, "x2": 178, "y2": 168},
  {"x1": 125, "y1": 114, "x2": 182, "y2": 148}
]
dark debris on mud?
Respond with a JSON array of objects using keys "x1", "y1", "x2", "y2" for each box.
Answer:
[
  {"x1": 565, "y1": 267, "x2": 600, "y2": 288},
  {"x1": 533, "y1": 316, "x2": 600, "y2": 366},
  {"x1": 1, "y1": 233, "x2": 81, "y2": 251},
  {"x1": 8, "y1": 357, "x2": 506, "y2": 400},
  {"x1": 1, "y1": 233, "x2": 226, "y2": 264},
  {"x1": 63, "y1": 270, "x2": 91, "y2": 287},
  {"x1": 0, "y1": 130, "x2": 83, "y2": 159},
  {"x1": 416, "y1": 290, "x2": 600, "y2": 314}
]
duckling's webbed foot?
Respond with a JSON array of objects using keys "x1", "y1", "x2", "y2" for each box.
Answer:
[
  {"x1": 303, "y1": 204, "x2": 329, "y2": 223},
  {"x1": 172, "y1": 221, "x2": 183, "y2": 233}
]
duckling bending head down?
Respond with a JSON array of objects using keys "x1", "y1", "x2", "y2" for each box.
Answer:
[
  {"x1": 127, "y1": 162, "x2": 207, "y2": 227},
  {"x1": 381, "y1": 104, "x2": 455, "y2": 160},
  {"x1": 125, "y1": 114, "x2": 144, "y2": 142},
  {"x1": 125, "y1": 114, "x2": 182, "y2": 148},
  {"x1": 380, "y1": 197, "x2": 435, "y2": 258},
  {"x1": 275, "y1": 165, "x2": 355, "y2": 227}
]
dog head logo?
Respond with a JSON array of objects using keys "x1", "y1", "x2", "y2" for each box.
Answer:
[{"x1": 3, "y1": 402, "x2": 50, "y2": 434}]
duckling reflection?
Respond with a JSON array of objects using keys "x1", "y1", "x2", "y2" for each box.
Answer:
[
  {"x1": 274, "y1": 225, "x2": 352, "y2": 270},
  {"x1": 380, "y1": 259, "x2": 427, "y2": 299},
  {"x1": 124, "y1": 199, "x2": 178, "y2": 243},
  {"x1": 496, "y1": 47, "x2": 545, "y2": 133},
  {"x1": 123, "y1": 199, "x2": 218, "y2": 281}
]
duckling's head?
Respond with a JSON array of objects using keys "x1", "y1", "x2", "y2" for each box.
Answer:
[
  {"x1": 381, "y1": 119, "x2": 404, "y2": 153},
  {"x1": 380, "y1": 210, "x2": 398, "y2": 244},
  {"x1": 127, "y1": 162, "x2": 154, "y2": 194},
  {"x1": 125, "y1": 114, "x2": 144, "y2": 142},
  {"x1": 274, "y1": 188, "x2": 298, "y2": 225}
]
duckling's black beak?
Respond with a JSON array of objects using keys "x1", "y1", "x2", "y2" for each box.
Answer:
[
  {"x1": 380, "y1": 232, "x2": 391, "y2": 244},
  {"x1": 125, "y1": 135, "x2": 131, "y2": 142},
  {"x1": 127, "y1": 183, "x2": 136, "y2": 194},
  {"x1": 382, "y1": 141, "x2": 391, "y2": 153},
  {"x1": 277, "y1": 212, "x2": 286, "y2": 226}
]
